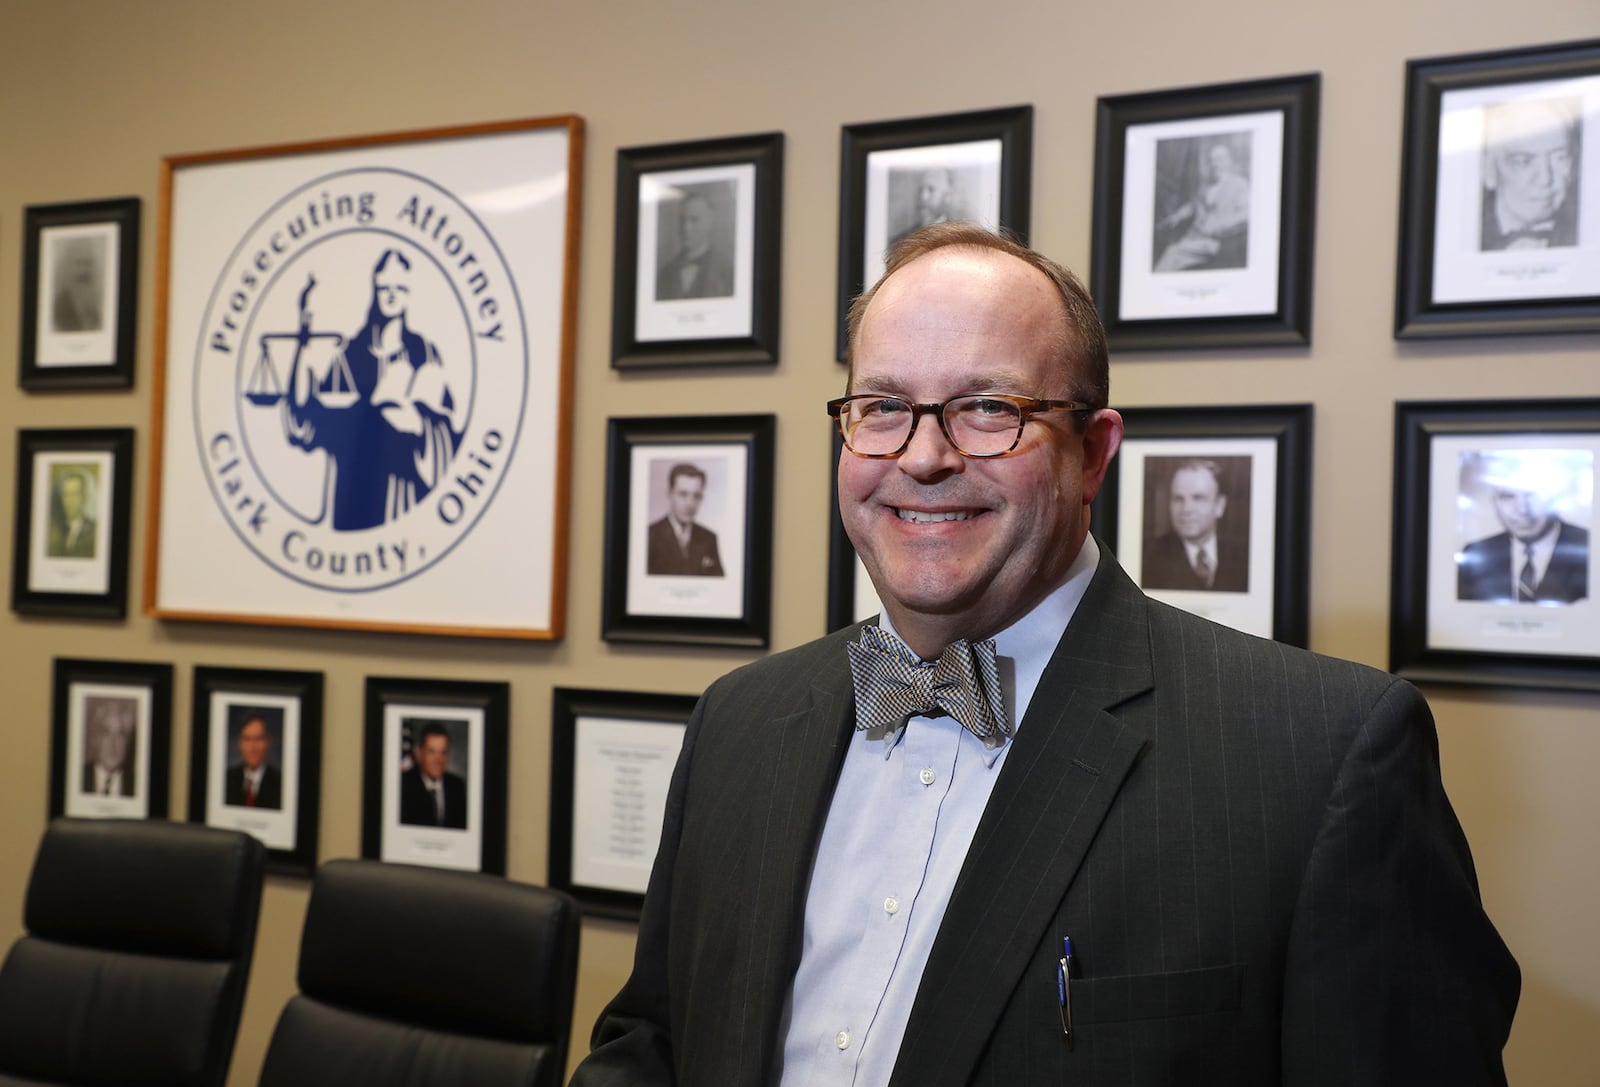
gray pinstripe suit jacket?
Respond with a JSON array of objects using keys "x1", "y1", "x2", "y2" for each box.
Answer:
[{"x1": 573, "y1": 544, "x2": 1518, "y2": 1086}]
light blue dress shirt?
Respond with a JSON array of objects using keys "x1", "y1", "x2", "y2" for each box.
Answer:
[{"x1": 777, "y1": 536, "x2": 1100, "y2": 1086}]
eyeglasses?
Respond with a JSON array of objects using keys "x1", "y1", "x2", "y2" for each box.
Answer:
[{"x1": 827, "y1": 393, "x2": 1095, "y2": 459}]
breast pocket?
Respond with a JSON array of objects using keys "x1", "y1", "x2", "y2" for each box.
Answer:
[{"x1": 1074, "y1": 962, "x2": 1243, "y2": 1024}]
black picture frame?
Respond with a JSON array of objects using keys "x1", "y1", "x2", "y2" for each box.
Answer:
[
  {"x1": 1394, "y1": 38, "x2": 1600, "y2": 339},
  {"x1": 837, "y1": 105, "x2": 1033, "y2": 360},
  {"x1": 1092, "y1": 404, "x2": 1313, "y2": 646},
  {"x1": 547, "y1": 687, "x2": 698, "y2": 921},
  {"x1": 826, "y1": 427, "x2": 881, "y2": 633},
  {"x1": 49, "y1": 657, "x2": 172, "y2": 820},
  {"x1": 611, "y1": 132, "x2": 784, "y2": 369},
  {"x1": 187, "y1": 665, "x2": 324, "y2": 877},
  {"x1": 11, "y1": 427, "x2": 135, "y2": 619},
  {"x1": 19, "y1": 197, "x2": 140, "y2": 389},
  {"x1": 602, "y1": 414, "x2": 776, "y2": 647},
  {"x1": 361, "y1": 676, "x2": 510, "y2": 875},
  {"x1": 1090, "y1": 74, "x2": 1319, "y2": 351},
  {"x1": 1390, "y1": 398, "x2": 1600, "y2": 691}
]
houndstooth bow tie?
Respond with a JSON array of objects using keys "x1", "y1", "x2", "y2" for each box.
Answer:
[{"x1": 847, "y1": 625, "x2": 1008, "y2": 742}]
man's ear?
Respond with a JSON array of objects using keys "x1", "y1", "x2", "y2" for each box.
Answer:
[{"x1": 1080, "y1": 409, "x2": 1124, "y2": 504}]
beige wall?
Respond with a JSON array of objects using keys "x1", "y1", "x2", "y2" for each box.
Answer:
[{"x1": 2, "y1": 1, "x2": 1596, "y2": 1082}]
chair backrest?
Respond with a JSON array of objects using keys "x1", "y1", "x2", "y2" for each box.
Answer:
[
  {"x1": 258, "y1": 859, "x2": 580, "y2": 1087},
  {"x1": 0, "y1": 817, "x2": 266, "y2": 1086}
]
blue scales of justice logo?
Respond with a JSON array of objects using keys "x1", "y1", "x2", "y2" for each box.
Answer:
[{"x1": 195, "y1": 168, "x2": 528, "y2": 593}]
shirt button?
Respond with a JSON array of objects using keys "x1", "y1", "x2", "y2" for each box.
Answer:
[
  {"x1": 835, "y1": 1030, "x2": 852, "y2": 1050},
  {"x1": 919, "y1": 767, "x2": 936, "y2": 785},
  {"x1": 884, "y1": 895, "x2": 900, "y2": 915}
]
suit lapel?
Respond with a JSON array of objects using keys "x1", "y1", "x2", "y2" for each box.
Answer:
[{"x1": 890, "y1": 554, "x2": 1155, "y2": 1086}]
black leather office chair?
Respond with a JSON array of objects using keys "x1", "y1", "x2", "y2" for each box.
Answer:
[
  {"x1": 258, "y1": 859, "x2": 580, "y2": 1087},
  {"x1": 0, "y1": 817, "x2": 266, "y2": 1086}
]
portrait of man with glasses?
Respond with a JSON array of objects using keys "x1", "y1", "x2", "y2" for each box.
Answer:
[{"x1": 573, "y1": 222, "x2": 1517, "y2": 1086}]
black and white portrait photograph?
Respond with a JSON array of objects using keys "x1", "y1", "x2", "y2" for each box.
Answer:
[
  {"x1": 1455, "y1": 448, "x2": 1592, "y2": 605},
  {"x1": 20, "y1": 198, "x2": 140, "y2": 388},
  {"x1": 634, "y1": 165, "x2": 754, "y2": 341},
  {"x1": 612, "y1": 133, "x2": 783, "y2": 368},
  {"x1": 1114, "y1": 111, "x2": 1283, "y2": 322},
  {"x1": 12, "y1": 428, "x2": 134, "y2": 619},
  {"x1": 629, "y1": 446, "x2": 744, "y2": 617},
  {"x1": 1090, "y1": 75, "x2": 1319, "y2": 350},
  {"x1": 1139, "y1": 455, "x2": 1254, "y2": 593},
  {"x1": 189, "y1": 665, "x2": 322, "y2": 874},
  {"x1": 363, "y1": 677, "x2": 508, "y2": 874},
  {"x1": 1398, "y1": 40, "x2": 1600, "y2": 336},
  {"x1": 1151, "y1": 132, "x2": 1253, "y2": 272},
  {"x1": 1393, "y1": 399, "x2": 1600, "y2": 689},
  {"x1": 1092, "y1": 404, "x2": 1313, "y2": 647},
  {"x1": 603, "y1": 415, "x2": 774, "y2": 646},
  {"x1": 837, "y1": 106, "x2": 1032, "y2": 359},
  {"x1": 50, "y1": 658, "x2": 172, "y2": 821},
  {"x1": 1428, "y1": 77, "x2": 1599, "y2": 308}
]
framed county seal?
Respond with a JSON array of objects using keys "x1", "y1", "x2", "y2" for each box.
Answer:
[{"x1": 147, "y1": 116, "x2": 583, "y2": 638}]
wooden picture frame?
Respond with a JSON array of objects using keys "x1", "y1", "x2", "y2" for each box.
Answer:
[
  {"x1": 601, "y1": 414, "x2": 775, "y2": 647},
  {"x1": 611, "y1": 132, "x2": 783, "y2": 368},
  {"x1": 837, "y1": 105, "x2": 1032, "y2": 360},
  {"x1": 187, "y1": 665, "x2": 323, "y2": 876},
  {"x1": 361, "y1": 676, "x2": 510, "y2": 874},
  {"x1": 11, "y1": 427, "x2": 135, "y2": 619},
  {"x1": 19, "y1": 197, "x2": 140, "y2": 390},
  {"x1": 1394, "y1": 38, "x2": 1600, "y2": 339},
  {"x1": 50, "y1": 658, "x2": 172, "y2": 821},
  {"x1": 146, "y1": 116, "x2": 584, "y2": 638},
  {"x1": 547, "y1": 687, "x2": 697, "y2": 921},
  {"x1": 1092, "y1": 404, "x2": 1313, "y2": 645},
  {"x1": 1391, "y1": 398, "x2": 1599, "y2": 690},
  {"x1": 1090, "y1": 74, "x2": 1319, "y2": 350}
]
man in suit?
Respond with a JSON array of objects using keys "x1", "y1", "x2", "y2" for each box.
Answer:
[
  {"x1": 890, "y1": 167, "x2": 961, "y2": 250},
  {"x1": 1458, "y1": 451, "x2": 1589, "y2": 604},
  {"x1": 1480, "y1": 96, "x2": 1579, "y2": 251},
  {"x1": 1142, "y1": 458, "x2": 1248, "y2": 592},
  {"x1": 51, "y1": 236, "x2": 104, "y2": 333},
  {"x1": 223, "y1": 713, "x2": 283, "y2": 810},
  {"x1": 572, "y1": 223, "x2": 1517, "y2": 1086},
  {"x1": 656, "y1": 192, "x2": 734, "y2": 301},
  {"x1": 645, "y1": 463, "x2": 724, "y2": 577},
  {"x1": 80, "y1": 699, "x2": 135, "y2": 797},
  {"x1": 398, "y1": 721, "x2": 467, "y2": 829},
  {"x1": 46, "y1": 470, "x2": 97, "y2": 559}
]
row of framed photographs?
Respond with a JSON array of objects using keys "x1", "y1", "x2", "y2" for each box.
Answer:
[
  {"x1": 48, "y1": 658, "x2": 690, "y2": 918},
  {"x1": 609, "y1": 36, "x2": 1598, "y2": 369}
]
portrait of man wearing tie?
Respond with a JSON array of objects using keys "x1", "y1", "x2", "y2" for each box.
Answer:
[
  {"x1": 645, "y1": 462, "x2": 725, "y2": 577},
  {"x1": 46, "y1": 467, "x2": 99, "y2": 560},
  {"x1": 1457, "y1": 448, "x2": 1591, "y2": 605},
  {"x1": 79, "y1": 697, "x2": 137, "y2": 798},
  {"x1": 398, "y1": 719, "x2": 468, "y2": 830},
  {"x1": 1479, "y1": 95, "x2": 1580, "y2": 251},
  {"x1": 223, "y1": 710, "x2": 283, "y2": 810},
  {"x1": 573, "y1": 223, "x2": 1516, "y2": 1086},
  {"x1": 655, "y1": 185, "x2": 735, "y2": 301},
  {"x1": 1139, "y1": 456, "x2": 1250, "y2": 592}
]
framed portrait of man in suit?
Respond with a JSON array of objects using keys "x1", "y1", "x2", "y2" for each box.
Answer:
[
  {"x1": 547, "y1": 687, "x2": 697, "y2": 920},
  {"x1": 1091, "y1": 404, "x2": 1313, "y2": 646},
  {"x1": 50, "y1": 658, "x2": 172, "y2": 821},
  {"x1": 602, "y1": 414, "x2": 774, "y2": 647},
  {"x1": 1396, "y1": 38, "x2": 1600, "y2": 339},
  {"x1": 1090, "y1": 74, "x2": 1319, "y2": 350},
  {"x1": 837, "y1": 105, "x2": 1031, "y2": 360},
  {"x1": 11, "y1": 428, "x2": 133, "y2": 619},
  {"x1": 612, "y1": 132, "x2": 783, "y2": 369},
  {"x1": 187, "y1": 665, "x2": 323, "y2": 876},
  {"x1": 361, "y1": 676, "x2": 509, "y2": 875},
  {"x1": 1393, "y1": 398, "x2": 1600, "y2": 690},
  {"x1": 19, "y1": 197, "x2": 140, "y2": 389}
]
